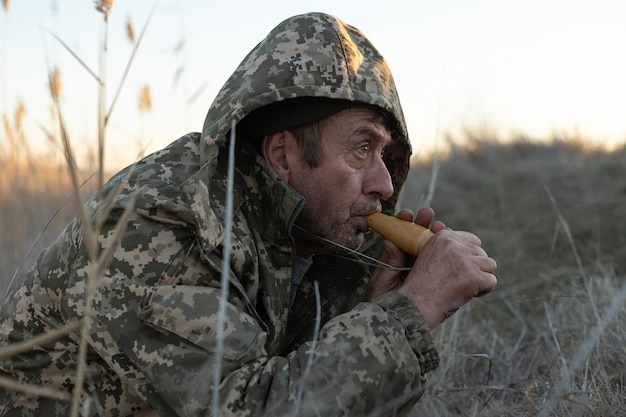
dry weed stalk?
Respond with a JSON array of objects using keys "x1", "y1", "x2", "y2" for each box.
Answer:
[
  {"x1": 2, "y1": 0, "x2": 9, "y2": 12},
  {"x1": 210, "y1": 122, "x2": 236, "y2": 417},
  {"x1": 0, "y1": 322, "x2": 82, "y2": 361},
  {"x1": 0, "y1": 321, "x2": 82, "y2": 401},
  {"x1": 294, "y1": 280, "x2": 322, "y2": 415},
  {"x1": 60, "y1": 5, "x2": 153, "y2": 415},
  {"x1": 0, "y1": 376, "x2": 72, "y2": 402},
  {"x1": 0, "y1": 2, "x2": 149, "y2": 415}
]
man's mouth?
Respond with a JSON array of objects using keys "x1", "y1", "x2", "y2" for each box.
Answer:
[
  {"x1": 353, "y1": 215, "x2": 371, "y2": 234},
  {"x1": 351, "y1": 205, "x2": 382, "y2": 233}
]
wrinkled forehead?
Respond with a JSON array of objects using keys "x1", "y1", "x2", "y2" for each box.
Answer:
[{"x1": 320, "y1": 104, "x2": 399, "y2": 142}]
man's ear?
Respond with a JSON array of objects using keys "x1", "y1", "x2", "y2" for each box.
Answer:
[{"x1": 261, "y1": 131, "x2": 300, "y2": 182}]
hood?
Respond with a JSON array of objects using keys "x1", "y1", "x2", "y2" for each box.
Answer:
[{"x1": 200, "y1": 12, "x2": 412, "y2": 217}]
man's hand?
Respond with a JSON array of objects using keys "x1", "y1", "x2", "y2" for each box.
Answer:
[{"x1": 367, "y1": 207, "x2": 497, "y2": 329}]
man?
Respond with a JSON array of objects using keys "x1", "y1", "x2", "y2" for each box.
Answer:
[{"x1": 0, "y1": 12, "x2": 497, "y2": 417}]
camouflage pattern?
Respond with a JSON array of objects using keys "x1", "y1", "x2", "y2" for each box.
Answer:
[{"x1": 0, "y1": 13, "x2": 438, "y2": 416}]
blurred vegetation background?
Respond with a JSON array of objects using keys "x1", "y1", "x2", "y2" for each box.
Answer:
[{"x1": 403, "y1": 136, "x2": 626, "y2": 416}]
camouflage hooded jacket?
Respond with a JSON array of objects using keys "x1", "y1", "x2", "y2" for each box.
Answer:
[{"x1": 0, "y1": 13, "x2": 439, "y2": 417}]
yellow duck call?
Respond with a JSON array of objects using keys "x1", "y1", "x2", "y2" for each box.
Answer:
[{"x1": 365, "y1": 212, "x2": 433, "y2": 256}]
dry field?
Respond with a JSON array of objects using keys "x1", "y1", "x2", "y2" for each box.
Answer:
[{"x1": 402, "y1": 137, "x2": 626, "y2": 416}]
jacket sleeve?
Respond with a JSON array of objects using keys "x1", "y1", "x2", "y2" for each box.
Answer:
[{"x1": 77, "y1": 212, "x2": 438, "y2": 417}]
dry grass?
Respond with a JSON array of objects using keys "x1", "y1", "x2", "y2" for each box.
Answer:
[
  {"x1": 0, "y1": 156, "x2": 96, "y2": 297},
  {"x1": 1, "y1": 3, "x2": 142, "y2": 413},
  {"x1": 402, "y1": 136, "x2": 626, "y2": 416}
]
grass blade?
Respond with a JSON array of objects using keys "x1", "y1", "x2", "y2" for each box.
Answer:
[
  {"x1": 211, "y1": 120, "x2": 237, "y2": 417},
  {"x1": 105, "y1": 2, "x2": 157, "y2": 125},
  {"x1": 43, "y1": 29, "x2": 102, "y2": 85}
]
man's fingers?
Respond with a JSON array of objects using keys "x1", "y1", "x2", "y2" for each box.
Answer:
[
  {"x1": 479, "y1": 256, "x2": 498, "y2": 274},
  {"x1": 395, "y1": 209, "x2": 415, "y2": 222},
  {"x1": 430, "y1": 220, "x2": 446, "y2": 233},
  {"x1": 476, "y1": 273, "x2": 498, "y2": 297},
  {"x1": 414, "y1": 207, "x2": 434, "y2": 227},
  {"x1": 452, "y1": 230, "x2": 482, "y2": 246}
]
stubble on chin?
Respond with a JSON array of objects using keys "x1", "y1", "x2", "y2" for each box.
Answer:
[
  {"x1": 295, "y1": 216, "x2": 365, "y2": 255},
  {"x1": 322, "y1": 218, "x2": 366, "y2": 254}
]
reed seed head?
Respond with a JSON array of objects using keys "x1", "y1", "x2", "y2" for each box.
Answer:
[
  {"x1": 48, "y1": 67, "x2": 62, "y2": 101},
  {"x1": 126, "y1": 16, "x2": 136, "y2": 43},
  {"x1": 94, "y1": 0, "x2": 115, "y2": 20},
  {"x1": 139, "y1": 85, "x2": 153, "y2": 113},
  {"x1": 15, "y1": 99, "x2": 26, "y2": 130}
]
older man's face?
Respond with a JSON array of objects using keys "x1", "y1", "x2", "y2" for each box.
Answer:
[{"x1": 289, "y1": 107, "x2": 394, "y2": 256}]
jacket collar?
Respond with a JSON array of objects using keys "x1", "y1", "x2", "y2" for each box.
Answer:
[{"x1": 181, "y1": 139, "x2": 303, "y2": 260}]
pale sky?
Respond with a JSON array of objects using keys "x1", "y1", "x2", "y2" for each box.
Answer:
[{"x1": 2, "y1": 0, "x2": 626, "y2": 169}]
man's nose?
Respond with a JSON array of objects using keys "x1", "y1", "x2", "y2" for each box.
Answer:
[{"x1": 364, "y1": 154, "x2": 394, "y2": 200}]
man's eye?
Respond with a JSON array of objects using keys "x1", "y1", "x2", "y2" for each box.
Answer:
[{"x1": 356, "y1": 144, "x2": 369, "y2": 157}]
